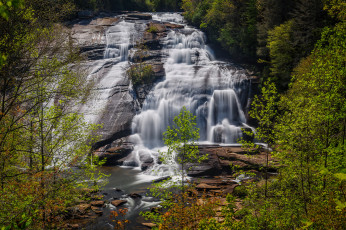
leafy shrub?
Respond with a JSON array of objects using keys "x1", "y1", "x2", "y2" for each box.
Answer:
[
  {"x1": 233, "y1": 186, "x2": 248, "y2": 198},
  {"x1": 146, "y1": 25, "x2": 159, "y2": 33},
  {"x1": 127, "y1": 63, "x2": 154, "y2": 86}
]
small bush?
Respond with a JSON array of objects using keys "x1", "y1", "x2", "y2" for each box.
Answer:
[
  {"x1": 127, "y1": 64, "x2": 154, "y2": 86},
  {"x1": 146, "y1": 25, "x2": 159, "y2": 33},
  {"x1": 233, "y1": 186, "x2": 248, "y2": 198}
]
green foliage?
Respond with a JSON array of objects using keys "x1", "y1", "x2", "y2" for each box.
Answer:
[
  {"x1": 182, "y1": 0, "x2": 258, "y2": 62},
  {"x1": 182, "y1": 0, "x2": 335, "y2": 91},
  {"x1": 0, "y1": 0, "x2": 23, "y2": 20},
  {"x1": 142, "y1": 107, "x2": 209, "y2": 227},
  {"x1": 146, "y1": 24, "x2": 159, "y2": 33},
  {"x1": 160, "y1": 106, "x2": 207, "y2": 188},
  {"x1": 127, "y1": 63, "x2": 154, "y2": 86},
  {"x1": 233, "y1": 185, "x2": 248, "y2": 198},
  {"x1": 249, "y1": 80, "x2": 279, "y2": 146},
  {"x1": 127, "y1": 42, "x2": 156, "y2": 86},
  {"x1": 0, "y1": 2, "x2": 106, "y2": 228},
  {"x1": 267, "y1": 20, "x2": 294, "y2": 90},
  {"x1": 73, "y1": 0, "x2": 182, "y2": 12},
  {"x1": 143, "y1": 188, "x2": 218, "y2": 229}
]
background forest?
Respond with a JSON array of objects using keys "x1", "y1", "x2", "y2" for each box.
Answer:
[{"x1": 0, "y1": 0, "x2": 345, "y2": 229}]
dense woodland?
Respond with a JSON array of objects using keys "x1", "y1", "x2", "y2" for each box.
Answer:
[{"x1": 0, "y1": 0, "x2": 345, "y2": 229}]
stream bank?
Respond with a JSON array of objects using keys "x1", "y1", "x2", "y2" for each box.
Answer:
[{"x1": 63, "y1": 146, "x2": 277, "y2": 229}]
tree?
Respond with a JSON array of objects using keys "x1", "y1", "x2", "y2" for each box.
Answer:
[
  {"x1": 266, "y1": 20, "x2": 295, "y2": 90},
  {"x1": 141, "y1": 106, "x2": 209, "y2": 228},
  {"x1": 238, "y1": 79, "x2": 278, "y2": 210},
  {"x1": 160, "y1": 106, "x2": 207, "y2": 191},
  {"x1": 0, "y1": 2, "x2": 104, "y2": 228}
]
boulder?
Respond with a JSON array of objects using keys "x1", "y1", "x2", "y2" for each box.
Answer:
[
  {"x1": 186, "y1": 147, "x2": 222, "y2": 177},
  {"x1": 92, "y1": 17, "x2": 120, "y2": 26},
  {"x1": 139, "y1": 154, "x2": 154, "y2": 164},
  {"x1": 133, "y1": 62, "x2": 165, "y2": 107},
  {"x1": 196, "y1": 183, "x2": 218, "y2": 190},
  {"x1": 147, "y1": 22, "x2": 166, "y2": 33},
  {"x1": 72, "y1": 24, "x2": 105, "y2": 47},
  {"x1": 142, "y1": 223, "x2": 157, "y2": 228},
  {"x1": 151, "y1": 63, "x2": 165, "y2": 78},
  {"x1": 223, "y1": 184, "x2": 239, "y2": 195},
  {"x1": 96, "y1": 144, "x2": 133, "y2": 166},
  {"x1": 129, "y1": 193, "x2": 142, "y2": 199},
  {"x1": 76, "y1": 204, "x2": 91, "y2": 214},
  {"x1": 126, "y1": 13, "x2": 152, "y2": 20},
  {"x1": 90, "y1": 200, "x2": 105, "y2": 207},
  {"x1": 80, "y1": 44, "x2": 106, "y2": 60},
  {"x1": 142, "y1": 32, "x2": 166, "y2": 50},
  {"x1": 141, "y1": 162, "x2": 153, "y2": 171},
  {"x1": 164, "y1": 23, "x2": 184, "y2": 29},
  {"x1": 111, "y1": 200, "x2": 127, "y2": 207},
  {"x1": 91, "y1": 206, "x2": 103, "y2": 215}
]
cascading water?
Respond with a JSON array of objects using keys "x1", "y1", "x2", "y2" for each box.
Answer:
[
  {"x1": 127, "y1": 13, "x2": 252, "y2": 177},
  {"x1": 104, "y1": 20, "x2": 135, "y2": 60},
  {"x1": 76, "y1": 13, "x2": 255, "y2": 229},
  {"x1": 78, "y1": 19, "x2": 146, "y2": 127}
]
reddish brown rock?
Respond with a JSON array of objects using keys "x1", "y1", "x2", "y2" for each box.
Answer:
[
  {"x1": 196, "y1": 178, "x2": 227, "y2": 185},
  {"x1": 91, "y1": 206, "x2": 103, "y2": 215},
  {"x1": 164, "y1": 23, "x2": 184, "y2": 29},
  {"x1": 210, "y1": 190, "x2": 223, "y2": 195},
  {"x1": 67, "y1": 224, "x2": 79, "y2": 229},
  {"x1": 90, "y1": 200, "x2": 105, "y2": 207},
  {"x1": 223, "y1": 184, "x2": 239, "y2": 195},
  {"x1": 111, "y1": 200, "x2": 127, "y2": 207},
  {"x1": 76, "y1": 204, "x2": 91, "y2": 214},
  {"x1": 96, "y1": 145, "x2": 133, "y2": 166},
  {"x1": 142, "y1": 223, "x2": 157, "y2": 228},
  {"x1": 196, "y1": 183, "x2": 218, "y2": 190},
  {"x1": 147, "y1": 22, "x2": 166, "y2": 33},
  {"x1": 92, "y1": 17, "x2": 120, "y2": 26},
  {"x1": 129, "y1": 193, "x2": 142, "y2": 199},
  {"x1": 91, "y1": 194, "x2": 104, "y2": 200}
]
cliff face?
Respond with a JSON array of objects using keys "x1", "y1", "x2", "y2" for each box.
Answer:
[
  {"x1": 71, "y1": 13, "x2": 168, "y2": 147},
  {"x1": 71, "y1": 13, "x2": 258, "y2": 165}
]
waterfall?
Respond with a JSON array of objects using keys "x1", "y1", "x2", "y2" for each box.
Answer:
[
  {"x1": 104, "y1": 20, "x2": 134, "y2": 60},
  {"x1": 126, "y1": 13, "x2": 252, "y2": 177},
  {"x1": 77, "y1": 18, "x2": 146, "y2": 129}
]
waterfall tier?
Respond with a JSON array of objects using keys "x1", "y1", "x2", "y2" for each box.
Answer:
[{"x1": 127, "y1": 13, "x2": 253, "y2": 175}]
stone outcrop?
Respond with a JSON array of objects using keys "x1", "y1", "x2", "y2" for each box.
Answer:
[
  {"x1": 187, "y1": 146, "x2": 222, "y2": 177},
  {"x1": 70, "y1": 13, "x2": 171, "y2": 148},
  {"x1": 90, "y1": 200, "x2": 105, "y2": 207},
  {"x1": 126, "y1": 13, "x2": 152, "y2": 20},
  {"x1": 94, "y1": 140, "x2": 134, "y2": 166},
  {"x1": 186, "y1": 146, "x2": 278, "y2": 177},
  {"x1": 111, "y1": 200, "x2": 127, "y2": 207}
]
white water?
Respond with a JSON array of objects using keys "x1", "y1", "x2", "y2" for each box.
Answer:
[
  {"x1": 126, "y1": 13, "x2": 252, "y2": 178},
  {"x1": 78, "y1": 19, "x2": 146, "y2": 126},
  {"x1": 75, "y1": 13, "x2": 253, "y2": 181}
]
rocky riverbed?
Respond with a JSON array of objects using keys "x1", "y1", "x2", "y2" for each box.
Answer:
[{"x1": 63, "y1": 145, "x2": 277, "y2": 229}]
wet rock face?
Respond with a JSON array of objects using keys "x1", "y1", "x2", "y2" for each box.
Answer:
[
  {"x1": 126, "y1": 13, "x2": 152, "y2": 20},
  {"x1": 94, "y1": 138, "x2": 134, "y2": 166},
  {"x1": 187, "y1": 146, "x2": 223, "y2": 177},
  {"x1": 71, "y1": 13, "x2": 170, "y2": 147}
]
